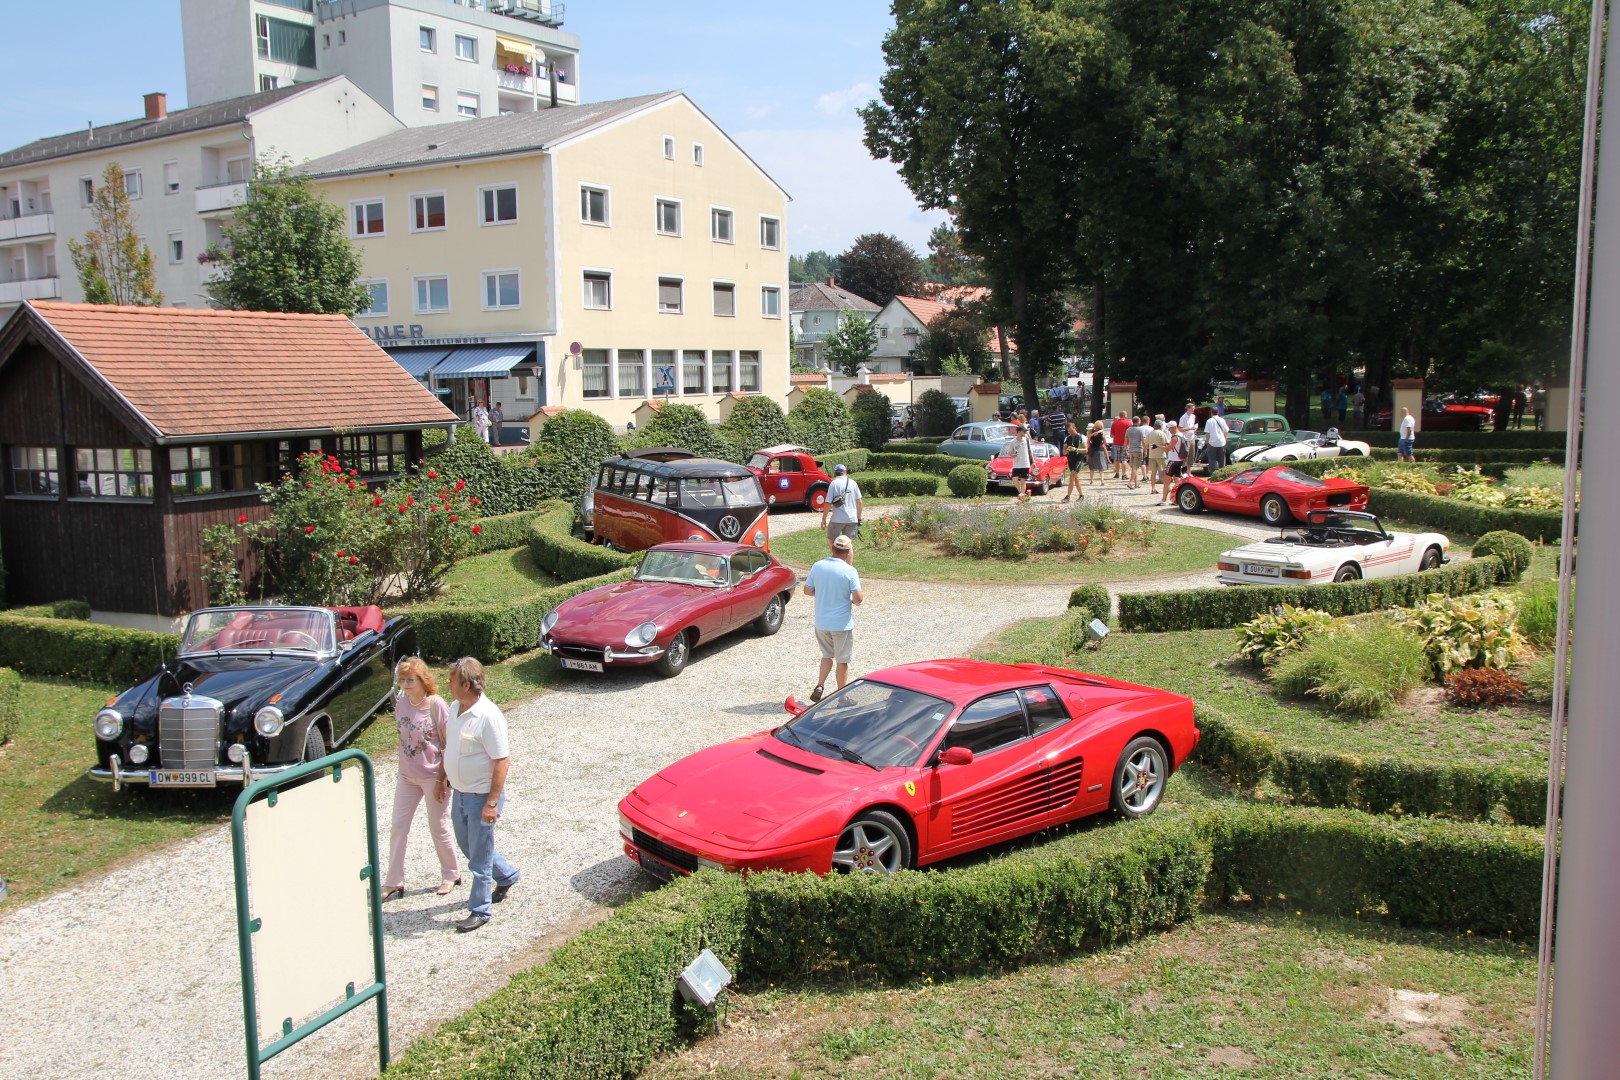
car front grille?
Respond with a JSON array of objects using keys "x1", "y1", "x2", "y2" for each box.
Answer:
[
  {"x1": 552, "y1": 642, "x2": 608, "y2": 663},
  {"x1": 158, "y1": 694, "x2": 223, "y2": 769},
  {"x1": 632, "y1": 828, "x2": 698, "y2": 873}
]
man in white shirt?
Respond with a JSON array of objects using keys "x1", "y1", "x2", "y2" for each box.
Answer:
[
  {"x1": 1179, "y1": 402, "x2": 1199, "y2": 434},
  {"x1": 1398, "y1": 407, "x2": 1417, "y2": 462},
  {"x1": 1003, "y1": 422, "x2": 1035, "y2": 502},
  {"x1": 821, "y1": 464, "x2": 864, "y2": 544},
  {"x1": 440, "y1": 657, "x2": 519, "y2": 932},
  {"x1": 1203, "y1": 411, "x2": 1231, "y2": 471}
]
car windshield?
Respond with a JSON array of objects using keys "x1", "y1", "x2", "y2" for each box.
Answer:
[
  {"x1": 775, "y1": 679, "x2": 954, "y2": 769},
  {"x1": 679, "y1": 476, "x2": 761, "y2": 510},
  {"x1": 180, "y1": 608, "x2": 335, "y2": 655},
  {"x1": 1272, "y1": 467, "x2": 1323, "y2": 487},
  {"x1": 1305, "y1": 513, "x2": 1385, "y2": 540},
  {"x1": 635, "y1": 549, "x2": 729, "y2": 586},
  {"x1": 982, "y1": 424, "x2": 1015, "y2": 441},
  {"x1": 746, "y1": 452, "x2": 771, "y2": 470}
]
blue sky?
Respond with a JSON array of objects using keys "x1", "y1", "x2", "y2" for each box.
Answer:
[{"x1": 0, "y1": 1, "x2": 943, "y2": 258}]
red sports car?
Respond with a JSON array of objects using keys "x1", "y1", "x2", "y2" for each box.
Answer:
[
  {"x1": 987, "y1": 441, "x2": 1068, "y2": 494},
  {"x1": 540, "y1": 542, "x2": 795, "y2": 678},
  {"x1": 617, "y1": 659, "x2": 1197, "y2": 877},
  {"x1": 1370, "y1": 400, "x2": 1494, "y2": 431},
  {"x1": 746, "y1": 444, "x2": 834, "y2": 510},
  {"x1": 1174, "y1": 465, "x2": 1369, "y2": 526}
]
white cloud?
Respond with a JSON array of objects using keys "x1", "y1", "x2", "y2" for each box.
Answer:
[
  {"x1": 743, "y1": 103, "x2": 772, "y2": 120},
  {"x1": 815, "y1": 81, "x2": 875, "y2": 118}
]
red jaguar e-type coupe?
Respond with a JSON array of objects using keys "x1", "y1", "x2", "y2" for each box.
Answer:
[
  {"x1": 540, "y1": 542, "x2": 796, "y2": 678},
  {"x1": 618, "y1": 659, "x2": 1197, "y2": 877},
  {"x1": 1173, "y1": 465, "x2": 1369, "y2": 526}
]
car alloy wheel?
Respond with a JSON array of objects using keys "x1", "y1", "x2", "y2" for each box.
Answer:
[
  {"x1": 1260, "y1": 494, "x2": 1290, "y2": 526},
  {"x1": 753, "y1": 595, "x2": 785, "y2": 636},
  {"x1": 1111, "y1": 736, "x2": 1167, "y2": 818},
  {"x1": 809, "y1": 487, "x2": 828, "y2": 511},
  {"x1": 1177, "y1": 485, "x2": 1204, "y2": 513},
  {"x1": 832, "y1": 810, "x2": 912, "y2": 875},
  {"x1": 655, "y1": 630, "x2": 690, "y2": 678}
]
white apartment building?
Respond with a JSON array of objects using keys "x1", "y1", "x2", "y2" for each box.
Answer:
[
  {"x1": 0, "y1": 80, "x2": 402, "y2": 318},
  {"x1": 181, "y1": 0, "x2": 581, "y2": 123}
]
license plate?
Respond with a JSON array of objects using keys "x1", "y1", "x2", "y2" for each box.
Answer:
[
  {"x1": 1243, "y1": 564, "x2": 1281, "y2": 577},
  {"x1": 150, "y1": 769, "x2": 216, "y2": 787},
  {"x1": 561, "y1": 658, "x2": 604, "y2": 673},
  {"x1": 636, "y1": 851, "x2": 674, "y2": 880}
]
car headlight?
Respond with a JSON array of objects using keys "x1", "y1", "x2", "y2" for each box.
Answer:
[
  {"x1": 540, "y1": 610, "x2": 559, "y2": 637},
  {"x1": 94, "y1": 708, "x2": 123, "y2": 741},
  {"x1": 619, "y1": 811, "x2": 633, "y2": 841},
  {"x1": 226, "y1": 743, "x2": 246, "y2": 763},
  {"x1": 696, "y1": 856, "x2": 727, "y2": 872},
  {"x1": 127, "y1": 742, "x2": 149, "y2": 764},
  {"x1": 625, "y1": 621, "x2": 658, "y2": 648},
  {"x1": 254, "y1": 706, "x2": 285, "y2": 737},
  {"x1": 753, "y1": 530, "x2": 767, "y2": 547}
]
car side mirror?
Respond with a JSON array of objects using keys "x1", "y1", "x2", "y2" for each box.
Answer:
[
  {"x1": 938, "y1": 746, "x2": 974, "y2": 767},
  {"x1": 784, "y1": 695, "x2": 805, "y2": 716}
]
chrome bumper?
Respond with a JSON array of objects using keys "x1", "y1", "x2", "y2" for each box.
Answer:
[
  {"x1": 90, "y1": 751, "x2": 296, "y2": 791},
  {"x1": 539, "y1": 639, "x2": 666, "y2": 663}
]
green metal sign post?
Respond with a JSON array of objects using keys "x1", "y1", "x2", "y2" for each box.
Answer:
[{"x1": 230, "y1": 749, "x2": 389, "y2": 1080}]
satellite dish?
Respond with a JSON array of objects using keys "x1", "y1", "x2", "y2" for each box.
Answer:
[{"x1": 569, "y1": 341, "x2": 583, "y2": 356}]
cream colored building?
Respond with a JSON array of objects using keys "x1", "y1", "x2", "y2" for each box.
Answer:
[{"x1": 305, "y1": 90, "x2": 792, "y2": 429}]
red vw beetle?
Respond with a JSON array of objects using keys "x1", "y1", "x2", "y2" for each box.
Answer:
[
  {"x1": 540, "y1": 542, "x2": 796, "y2": 678},
  {"x1": 746, "y1": 444, "x2": 834, "y2": 510},
  {"x1": 1174, "y1": 464, "x2": 1368, "y2": 526},
  {"x1": 618, "y1": 659, "x2": 1197, "y2": 877}
]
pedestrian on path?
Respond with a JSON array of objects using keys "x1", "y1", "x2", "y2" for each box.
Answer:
[
  {"x1": 1146, "y1": 418, "x2": 1169, "y2": 494},
  {"x1": 1004, "y1": 422, "x2": 1034, "y2": 503},
  {"x1": 442, "y1": 657, "x2": 520, "y2": 933},
  {"x1": 1398, "y1": 407, "x2": 1417, "y2": 462},
  {"x1": 1179, "y1": 401, "x2": 1198, "y2": 434},
  {"x1": 1086, "y1": 421, "x2": 1107, "y2": 484},
  {"x1": 1160, "y1": 424, "x2": 1188, "y2": 504},
  {"x1": 1060, "y1": 421, "x2": 1085, "y2": 502},
  {"x1": 822, "y1": 464, "x2": 863, "y2": 544},
  {"x1": 1125, "y1": 415, "x2": 1147, "y2": 489},
  {"x1": 471, "y1": 401, "x2": 491, "y2": 444},
  {"x1": 1203, "y1": 411, "x2": 1231, "y2": 471},
  {"x1": 489, "y1": 402, "x2": 504, "y2": 446},
  {"x1": 382, "y1": 658, "x2": 460, "y2": 902},
  {"x1": 1110, "y1": 412, "x2": 1131, "y2": 480},
  {"x1": 803, "y1": 534, "x2": 864, "y2": 702}
]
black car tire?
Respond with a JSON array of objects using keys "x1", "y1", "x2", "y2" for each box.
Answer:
[
  {"x1": 1260, "y1": 494, "x2": 1291, "y2": 526},
  {"x1": 303, "y1": 721, "x2": 327, "y2": 763},
  {"x1": 655, "y1": 630, "x2": 691, "y2": 678},
  {"x1": 753, "y1": 594, "x2": 786, "y2": 637},
  {"x1": 1111, "y1": 735, "x2": 1169, "y2": 819},
  {"x1": 1420, "y1": 545, "x2": 1443, "y2": 571},
  {"x1": 1341, "y1": 448, "x2": 1364, "y2": 456},
  {"x1": 832, "y1": 809, "x2": 913, "y2": 875},
  {"x1": 1334, "y1": 563, "x2": 1362, "y2": 582},
  {"x1": 1177, "y1": 485, "x2": 1204, "y2": 513}
]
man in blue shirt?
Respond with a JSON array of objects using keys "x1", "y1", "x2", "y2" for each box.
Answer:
[{"x1": 802, "y1": 533, "x2": 864, "y2": 702}]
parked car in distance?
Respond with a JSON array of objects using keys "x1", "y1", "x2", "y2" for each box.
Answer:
[
  {"x1": 618, "y1": 658, "x2": 1198, "y2": 877},
  {"x1": 1230, "y1": 429, "x2": 1371, "y2": 463},
  {"x1": 746, "y1": 444, "x2": 833, "y2": 511},
  {"x1": 1370, "y1": 399, "x2": 1494, "y2": 431},
  {"x1": 1174, "y1": 464, "x2": 1369, "y2": 526},
  {"x1": 579, "y1": 446, "x2": 696, "y2": 537},
  {"x1": 987, "y1": 441, "x2": 1066, "y2": 494},
  {"x1": 90, "y1": 605, "x2": 413, "y2": 792},
  {"x1": 938, "y1": 421, "x2": 1019, "y2": 460},
  {"x1": 949, "y1": 396, "x2": 970, "y2": 423},
  {"x1": 1216, "y1": 510, "x2": 1450, "y2": 585},
  {"x1": 541, "y1": 542, "x2": 795, "y2": 678},
  {"x1": 1216, "y1": 412, "x2": 1296, "y2": 454},
  {"x1": 998, "y1": 394, "x2": 1023, "y2": 420}
]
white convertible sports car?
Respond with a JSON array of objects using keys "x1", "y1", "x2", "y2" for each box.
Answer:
[
  {"x1": 1216, "y1": 510, "x2": 1451, "y2": 586},
  {"x1": 1231, "y1": 428, "x2": 1372, "y2": 464}
]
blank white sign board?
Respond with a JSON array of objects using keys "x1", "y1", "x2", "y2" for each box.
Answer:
[{"x1": 243, "y1": 765, "x2": 375, "y2": 1037}]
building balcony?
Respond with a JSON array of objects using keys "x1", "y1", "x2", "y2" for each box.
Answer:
[
  {"x1": 489, "y1": 0, "x2": 564, "y2": 27},
  {"x1": 0, "y1": 213, "x2": 54, "y2": 243},
  {"x1": 0, "y1": 277, "x2": 61, "y2": 304},
  {"x1": 196, "y1": 182, "x2": 249, "y2": 215},
  {"x1": 497, "y1": 71, "x2": 577, "y2": 103}
]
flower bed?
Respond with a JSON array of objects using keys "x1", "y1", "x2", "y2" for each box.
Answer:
[{"x1": 879, "y1": 500, "x2": 1155, "y2": 560}]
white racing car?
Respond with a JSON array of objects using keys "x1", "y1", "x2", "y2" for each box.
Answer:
[
  {"x1": 1231, "y1": 428, "x2": 1372, "y2": 464},
  {"x1": 1216, "y1": 510, "x2": 1451, "y2": 586}
]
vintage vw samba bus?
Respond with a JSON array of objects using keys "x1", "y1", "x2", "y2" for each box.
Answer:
[{"x1": 590, "y1": 454, "x2": 771, "y2": 552}]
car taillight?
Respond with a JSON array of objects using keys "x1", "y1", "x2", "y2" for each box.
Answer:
[
  {"x1": 1217, "y1": 561, "x2": 1239, "y2": 571},
  {"x1": 1282, "y1": 568, "x2": 1312, "y2": 579}
]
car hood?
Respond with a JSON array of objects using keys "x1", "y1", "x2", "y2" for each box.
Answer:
[
  {"x1": 551, "y1": 579, "x2": 711, "y2": 641},
  {"x1": 112, "y1": 654, "x2": 329, "y2": 737}
]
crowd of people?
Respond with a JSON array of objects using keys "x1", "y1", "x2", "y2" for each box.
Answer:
[{"x1": 995, "y1": 399, "x2": 1223, "y2": 505}]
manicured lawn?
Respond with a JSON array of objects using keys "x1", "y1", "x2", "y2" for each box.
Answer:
[
  {"x1": 771, "y1": 518, "x2": 1242, "y2": 585},
  {"x1": 436, "y1": 545, "x2": 558, "y2": 605},
  {"x1": 644, "y1": 908, "x2": 1533, "y2": 1079}
]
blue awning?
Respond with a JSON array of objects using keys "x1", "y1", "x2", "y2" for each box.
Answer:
[
  {"x1": 433, "y1": 344, "x2": 538, "y2": 379},
  {"x1": 387, "y1": 348, "x2": 450, "y2": 379}
]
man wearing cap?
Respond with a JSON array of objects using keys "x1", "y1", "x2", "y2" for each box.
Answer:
[
  {"x1": 821, "y1": 463, "x2": 863, "y2": 546},
  {"x1": 803, "y1": 533, "x2": 864, "y2": 702}
]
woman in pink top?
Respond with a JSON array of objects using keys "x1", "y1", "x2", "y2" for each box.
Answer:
[{"x1": 382, "y1": 657, "x2": 461, "y2": 899}]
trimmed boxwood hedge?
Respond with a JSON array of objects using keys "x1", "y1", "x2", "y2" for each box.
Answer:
[
  {"x1": 881, "y1": 437, "x2": 948, "y2": 451},
  {"x1": 1367, "y1": 488, "x2": 1564, "y2": 543},
  {"x1": 527, "y1": 501, "x2": 641, "y2": 581},
  {"x1": 386, "y1": 804, "x2": 1541, "y2": 1079},
  {"x1": 1340, "y1": 429, "x2": 1566, "y2": 450},
  {"x1": 0, "y1": 615, "x2": 179, "y2": 687},
  {"x1": 1367, "y1": 446, "x2": 1565, "y2": 465},
  {"x1": 470, "y1": 510, "x2": 544, "y2": 553},
  {"x1": 6, "y1": 599, "x2": 91, "y2": 620},
  {"x1": 863, "y1": 452, "x2": 965, "y2": 477},
  {"x1": 401, "y1": 568, "x2": 637, "y2": 662},
  {"x1": 0, "y1": 666, "x2": 20, "y2": 745},
  {"x1": 857, "y1": 472, "x2": 942, "y2": 497},
  {"x1": 1068, "y1": 583, "x2": 1111, "y2": 624},
  {"x1": 1117, "y1": 555, "x2": 1506, "y2": 632},
  {"x1": 815, "y1": 449, "x2": 871, "y2": 474}
]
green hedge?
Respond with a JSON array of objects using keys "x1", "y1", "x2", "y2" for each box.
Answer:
[
  {"x1": 1367, "y1": 489, "x2": 1564, "y2": 543},
  {"x1": 1068, "y1": 583, "x2": 1111, "y2": 624},
  {"x1": 881, "y1": 437, "x2": 947, "y2": 451},
  {"x1": 6, "y1": 599, "x2": 91, "y2": 620},
  {"x1": 1340, "y1": 429, "x2": 1567, "y2": 450},
  {"x1": 1367, "y1": 447, "x2": 1565, "y2": 465},
  {"x1": 815, "y1": 449, "x2": 871, "y2": 474},
  {"x1": 402, "y1": 568, "x2": 636, "y2": 662},
  {"x1": 858, "y1": 472, "x2": 942, "y2": 498},
  {"x1": 528, "y1": 501, "x2": 641, "y2": 581},
  {"x1": 470, "y1": 510, "x2": 544, "y2": 553},
  {"x1": 863, "y1": 452, "x2": 965, "y2": 477},
  {"x1": 0, "y1": 666, "x2": 20, "y2": 745},
  {"x1": 0, "y1": 615, "x2": 180, "y2": 686},
  {"x1": 1117, "y1": 556, "x2": 1505, "y2": 632}
]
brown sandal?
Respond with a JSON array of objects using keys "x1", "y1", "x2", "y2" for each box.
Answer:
[{"x1": 437, "y1": 877, "x2": 462, "y2": 896}]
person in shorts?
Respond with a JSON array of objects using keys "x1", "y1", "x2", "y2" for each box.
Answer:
[
  {"x1": 1086, "y1": 420, "x2": 1107, "y2": 483},
  {"x1": 803, "y1": 534, "x2": 864, "y2": 702},
  {"x1": 821, "y1": 463, "x2": 863, "y2": 544},
  {"x1": 1398, "y1": 407, "x2": 1417, "y2": 461},
  {"x1": 1004, "y1": 422, "x2": 1034, "y2": 503},
  {"x1": 1109, "y1": 412, "x2": 1131, "y2": 480},
  {"x1": 1124, "y1": 415, "x2": 1146, "y2": 489}
]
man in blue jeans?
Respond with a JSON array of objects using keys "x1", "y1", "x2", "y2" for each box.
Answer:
[
  {"x1": 803, "y1": 533, "x2": 864, "y2": 702},
  {"x1": 439, "y1": 656, "x2": 520, "y2": 932}
]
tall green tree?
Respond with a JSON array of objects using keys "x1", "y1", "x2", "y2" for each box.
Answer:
[
  {"x1": 924, "y1": 222, "x2": 985, "y2": 285},
  {"x1": 210, "y1": 156, "x2": 372, "y2": 314},
  {"x1": 823, "y1": 310, "x2": 880, "y2": 376},
  {"x1": 914, "y1": 305, "x2": 992, "y2": 375},
  {"x1": 834, "y1": 232, "x2": 924, "y2": 305},
  {"x1": 67, "y1": 161, "x2": 162, "y2": 306},
  {"x1": 791, "y1": 250, "x2": 841, "y2": 284}
]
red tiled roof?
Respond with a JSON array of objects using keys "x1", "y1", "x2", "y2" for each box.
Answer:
[
  {"x1": 892, "y1": 292, "x2": 1017, "y2": 353},
  {"x1": 867, "y1": 372, "x2": 908, "y2": 383},
  {"x1": 22, "y1": 301, "x2": 456, "y2": 439},
  {"x1": 970, "y1": 383, "x2": 1002, "y2": 395},
  {"x1": 789, "y1": 372, "x2": 827, "y2": 384}
]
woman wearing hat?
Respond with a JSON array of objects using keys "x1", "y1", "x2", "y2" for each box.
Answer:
[{"x1": 1085, "y1": 420, "x2": 1107, "y2": 485}]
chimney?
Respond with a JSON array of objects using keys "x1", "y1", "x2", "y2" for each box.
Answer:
[
  {"x1": 143, "y1": 92, "x2": 167, "y2": 121},
  {"x1": 826, "y1": 276, "x2": 836, "y2": 287}
]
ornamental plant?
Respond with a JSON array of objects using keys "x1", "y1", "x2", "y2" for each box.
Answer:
[
  {"x1": 1235, "y1": 605, "x2": 1336, "y2": 667},
  {"x1": 1443, "y1": 667, "x2": 1527, "y2": 708},
  {"x1": 1398, "y1": 592, "x2": 1528, "y2": 676},
  {"x1": 1379, "y1": 469, "x2": 1439, "y2": 495},
  {"x1": 888, "y1": 500, "x2": 1153, "y2": 561},
  {"x1": 1270, "y1": 622, "x2": 1429, "y2": 717}
]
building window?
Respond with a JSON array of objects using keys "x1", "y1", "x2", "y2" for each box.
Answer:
[
  {"x1": 8, "y1": 446, "x2": 58, "y2": 496},
  {"x1": 359, "y1": 279, "x2": 389, "y2": 316},
  {"x1": 413, "y1": 275, "x2": 450, "y2": 314},
  {"x1": 456, "y1": 91, "x2": 480, "y2": 117},
  {"x1": 257, "y1": 15, "x2": 315, "y2": 65},
  {"x1": 323, "y1": 32, "x2": 330, "y2": 48},
  {"x1": 420, "y1": 25, "x2": 435, "y2": 52},
  {"x1": 617, "y1": 349, "x2": 644, "y2": 397},
  {"x1": 163, "y1": 161, "x2": 180, "y2": 195},
  {"x1": 582, "y1": 349, "x2": 609, "y2": 399},
  {"x1": 582, "y1": 271, "x2": 612, "y2": 310},
  {"x1": 761, "y1": 286, "x2": 781, "y2": 318},
  {"x1": 663, "y1": 135, "x2": 674, "y2": 160},
  {"x1": 657, "y1": 276, "x2": 683, "y2": 313},
  {"x1": 337, "y1": 433, "x2": 407, "y2": 477},
  {"x1": 351, "y1": 199, "x2": 384, "y2": 237},
  {"x1": 259, "y1": 75, "x2": 279, "y2": 92},
  {"x1": 338, "y1": 29, "x2": 345, "y2": 44},
  {"x1": 122, "y1": 171, "x2": 142, "y2": 200},
  {"x1": 693, "y1": 142, "x2": 704, "y2": 166},
  {"x1": 480, "y1": 185, "x2": 517, "y2": 225},
  {"x1": 760, "y1": 216, "x2": 781, "y2": 249},
  {"x1": 712, "y1": 281, "x2": 735, "y2": 317},
  {"x1": 258, "y1": 14, "x2": 271, "y2": 57},
  {"x1": 79, "y1": 177, "x2": 94, "y2": 206},
  {"x1": 74, "y1": 448, "x2": 153, "y2": 499},
  {"x1": 168, "y1": 447, "x2": 214, "y2": 496},
  {"x1": 168, "y1": 233, "x2": 184, "y2": 264},
  {"x1": 580, "y1": 185, "x2": 609, "y2": 225},
  {"x1": 411, "y1": 192, "x2": 446, "y2": 231},
  {"x1": 455, "y1": 34, "x2": 477, "y2": 61},
  {"x1": 711, "y1": 208, "x2": 733, "y2": 243},
  {"x1": 422, "y1": 84, "x2": 439, "y2": 111},
  {"x1": 482, "y1": 269, "x2": 520, "y2": 309},
  {"x1": 711, "y1": 350, "x2": 734, "y2": 393},
  {"x1": 655, "y1": 198, "x2": 680, "y2": 235},
  {"x1": 682, "y1": 350, "x2": 706, "y2": 395},
  {"x1": 739, "y1": 351, "x2": 762, "y2": 393},
  {"x1": 215, "y1": 442, "x2": 277, "y2": 493}
]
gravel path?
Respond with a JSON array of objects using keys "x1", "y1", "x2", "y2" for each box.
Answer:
[{"x1": 0, "y1": 495, "x2": 1257, "y2": 1080}]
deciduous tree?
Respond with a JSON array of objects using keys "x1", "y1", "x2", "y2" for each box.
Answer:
[
  {"x1": 833, "y1": 232, "x2": 923, "y2": 306},
  {"x1": 823, "y1": 309, "x2": 880, "y2": 376},
  {"x1": 67, "y1": 161, "x2": 162, "y2": 306}
]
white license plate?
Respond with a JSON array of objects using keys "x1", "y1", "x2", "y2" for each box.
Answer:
[
  {"x1": 1243, "y1": 564, "x2": 1281, "y2": 577},
  {"x1": 561, "y1": 658, "x2": 604, "y2": 673},
  {"x1": 150, "y1": 769, "x2": 216, "y2": 787}
]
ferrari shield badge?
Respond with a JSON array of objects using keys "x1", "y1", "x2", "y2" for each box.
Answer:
[{"x1": 904, "y1": 781, "x2": 916, "y2": 797}]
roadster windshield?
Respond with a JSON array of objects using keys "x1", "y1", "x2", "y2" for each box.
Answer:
[
  {"x1": 180, "y1": 607, "x2": 336, "y2": 655},
  {"x1": 635, "y1": 549, "x2": 729, "y2": 587},
  {"x1": 776, "y1": 679, "x2": 954, "y2": 769}
]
